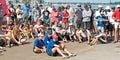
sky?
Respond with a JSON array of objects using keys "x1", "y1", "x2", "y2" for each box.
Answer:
[{"x1": 44, "y1": 0, "x2": 120, "y2": 3}]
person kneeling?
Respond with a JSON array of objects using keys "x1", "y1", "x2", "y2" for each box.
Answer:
[
  {"x1": 33, "y1": 33, "x2": 46, "y2": 53},
  {"x1": 46, "y1": 34, "x2": 76, "y2": 59}
]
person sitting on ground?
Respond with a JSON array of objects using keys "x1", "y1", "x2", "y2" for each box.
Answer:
[
  {"x1": 44, "y1": 29, "x2": 53, "y2": 48},
  {"x1": 46, "y1": 34, "x2": 76, "y2": 58},
  {"x1": 12, "y1": 23, "x2": 27, "y2": 45},
  {"x1": 33, "y1": 20, "x2": 44, "y2": 36},
  {"x1": 77, "y1": 27, "x2": 91, "y2": 43},
  {"x1": 0, "y1": 25, "x2": 13, "y2": 47},
  {"x1": 33, "y1": 33, "x2": 46, "y2": 53},
  {"x1": 90, "y1": 30, "x2": 108, "y2": 46},
  {"x1": 21, "y1": 25, "x2": 34, "y2": 39},
  {"x1": 67, "y1": 24, "x2": 77, "y2": 42}
]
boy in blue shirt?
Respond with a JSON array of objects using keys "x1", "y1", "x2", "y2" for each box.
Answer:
[
  {"x1": 43, "y1": 32, "x2": 52, "y2": 48},
  {"x1": 33, "y1": 33, "x2": 46, "y2": 53},
  {"x1": 96, "y1": 12, "x2": 108, "y2": 32},
  {"x1": 46, "y1": 34, "x2": 76, "y2": 58}
]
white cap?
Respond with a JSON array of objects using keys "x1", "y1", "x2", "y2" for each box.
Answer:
[
  {"x1": 98, "y1": 5, "x2": 103, "y2": 7},
  {"x1": 117, "y1": 4, "x2": 120, "y2": 8},
  {"x1": 38, "y1": 33, "x2": 44, "y2": 37},
  {"x1": 69, "y1": 23, "x2": 73, "y2": 25},
  {"x1": 105, "y1": 6, "x2": 111, "y2": 10}
]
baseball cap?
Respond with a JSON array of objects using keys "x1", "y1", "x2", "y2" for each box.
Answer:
[
  {"x1": 117, "y1": 4, "x2": 120, "y2": 8},
  {"x1": 52, "y1": 34, "x2": 58, "y2": 39},
  {"x1": 98, "y1": 5, "x2": 102, "y2": 7}
]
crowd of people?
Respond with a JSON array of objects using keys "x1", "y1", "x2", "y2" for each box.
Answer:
[{"x1": 0, "y1": 1, "x2": 120, "y2": 58}]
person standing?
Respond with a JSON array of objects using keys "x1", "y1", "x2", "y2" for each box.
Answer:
[
  {"x1": 82, "y1": 5, "x2": 92, "y2": 29},
  {"x1": 62, "y1": 7, "x2": 69, "y2": 29},
  {"x1": 112, "y1": 5, "x2": 120, "y2": 43},
  {"x1": 32, "y1": 5, "x2": 41, "y2": 22},
  {"x1": 66, "y1": 4, "x2": 75, "y2": 25},
  {"x1": 75, "y1": 4, "x2": 83, "y2": 28},
  {"x1": 22, "y1": 2, "x2": 30, "y2": 22}
]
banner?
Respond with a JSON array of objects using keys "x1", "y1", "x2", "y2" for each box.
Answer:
[{"x1": 0, "y1": 0, "x2": 7, "y2": 14}]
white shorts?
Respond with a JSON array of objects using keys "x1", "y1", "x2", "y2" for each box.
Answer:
[
  {"x1": 97, "y1": 26, "x2": 104, "y2": 32},
  {"x1": 114, "y1": 22, "x2": 120, "y2": 29}
]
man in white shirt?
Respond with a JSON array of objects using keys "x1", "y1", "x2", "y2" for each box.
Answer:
[
  {"x1": 48, "y1": 3, "x2": 53, "y2": 13},
  {"x1": 82, "y1": 5, "x2": 92, "y2": 30},
  {"x1": 77, "y1": 27, "x2": 91, "y2": 43}
]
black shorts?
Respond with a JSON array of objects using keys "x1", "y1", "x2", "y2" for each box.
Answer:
[
  {"x1": 105, "y1": 23, "x2": 114, "y2": 31},
  {"x1": 51, "y1": 51, "x2": 59, "y2": 56}
]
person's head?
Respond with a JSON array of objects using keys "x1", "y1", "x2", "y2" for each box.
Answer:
[
  {"x1": 84, "y1": 5, "x2": 89, "y2": 11},
  {"x1": 17, "y1": 5, "x2": 21, "y2": 9},
  {"x1": 77, "y1": 4, "x2": 81, "y2": 9},
  {"x1": 100, "y1": 12, "x2": 105, "y2": 17},
  {"x1": 35, "y1": 4, "x2": 38, "y2": 9},
  {"x1": 67, "y1": 4, "x2": 70, "y2": 9},
  {"x1": 105, "y1": 6, "x2": 111, "y2": 12},
  {"x1": 24, "y1": 2, "x2": 27, "y2": 6},
  {"x1": 57, "y1": 6, "x2": 62, "y2": 12},
  {"x1": 47, "y1": 28, "x2": 53, "y2": 37},
  {"x1": 53, "y1": 6, "x2": 56, "y2": 11},
  {"x1": 7, "y1": 24, "x2": 13, "y2": 30},
  {"x1": 82, "y1": 27, "x2": 86, "y2": 32},
  {"x1": 98, "y1": 5, "x2": 103, "y2": 11},
  {"x1": 52, "y1": 34, "x2": 58, "y2": 42},
  {"x1": 117, "y1": 5, "x2": 120, "y2": 10},
  {"x1": 49, "y1": 3, "x2": 53, "y2": 7},
  {"x1": 111, "y1": 6, "x2": 115, "y2": 12},
  {"x1": 39, "y1": 5, "x2": 43, "y2": 9},
  {"x1": 38, "y1": 33, "x2": 44, "y2": 40},
  {"x1": 7, "y1": 4, "x2": 11, "y2": 9},
  {"x1": 45, "y1": 6, "x2": 48, "y2": 11},
  {"x1": 64, "y1": 7, "x2": 67, "y2": 12},
  {"x1": 36, "y1": 20, "x2": 42, "y2": 25}
]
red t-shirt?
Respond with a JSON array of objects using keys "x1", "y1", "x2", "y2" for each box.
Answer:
[
  {"x1": 5, "y1": 8, "x2": 11, "y2": 17},
  {"x1": 62, "y1": 11, "x2": 69, "y2": 23},
  {"x1": 112, "y1": 10, "x2": 120, "y2": 22}
]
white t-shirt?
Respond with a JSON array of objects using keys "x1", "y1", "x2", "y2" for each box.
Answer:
[
  {"x1": 16, "y1": 9, "x2": 23, "y2": 18},
  {"x1": 78, "y1": 30, "x2": 91, "y2": 37},
  {"x1": 67, "y1": 7, "x2": 74, "y2": 19},
  {"x1": 48, "y1": 7, "x2": 53, "y2": 13},
  {"x1": 107, "y1": 11, "x2": 115, "y2": 24}
]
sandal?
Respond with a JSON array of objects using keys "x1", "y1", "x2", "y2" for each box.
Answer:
[
  {"x1": 69, "y1": 54, "x2": 76, "y2": 57},
  {"x1": 63, "y1": 56, "x2": 69, "y2": 59}
]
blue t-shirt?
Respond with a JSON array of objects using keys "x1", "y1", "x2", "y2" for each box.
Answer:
[
  {"x1": 22, "y1": 6, "x2": 30, "y2": 17},
  {"x1": 46, "y1": 39, "x2": 61, "y2": 56},
  {"x1": 96, "y1": 16, "x2": 108, "y2": 27},
  {"x1": 33, "y1": 38, "x2": 44, "y2": 49},
  {"x1": 44, "y1": 36, "x2": 52, "y2": 48}
]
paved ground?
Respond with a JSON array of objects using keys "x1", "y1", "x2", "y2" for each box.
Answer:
[{"x1": 0, "y1": 38, "x2": 120, "y2": 60}]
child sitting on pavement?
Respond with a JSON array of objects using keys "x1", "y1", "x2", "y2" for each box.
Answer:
[{"x1": 33, "y1": 33, "x2": 46, "y2": 53}]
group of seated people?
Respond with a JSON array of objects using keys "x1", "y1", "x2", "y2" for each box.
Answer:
[{"x1": 0, "y1": 19, "x2": 110, "y2": 57}]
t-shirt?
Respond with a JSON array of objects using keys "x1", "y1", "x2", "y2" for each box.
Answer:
[
  {"x1": 46, "y1": 39, "x2": 61, "y2": 56},
  {"x1": 33, "y1": 38, "x2": 44, "y2": 49},
  {"x1": 16, "y1": 9, "x2": 23, "y2": 18},
  {"x1": 96, "y1": 16, "x2": 108, "y2": 27},
  {"x1": 44, "y1": 36, "x2": 52, "y2": 47},
  {"x1": 42, "y1": 10, "x2": 50, "y2": 19},
  {"x1": 22, "y1": 6, "x2": 30, "y2": 17},
  {"x1": 62, "y1": 11, "x2": 69, "y2": 23},
  {"x1": 78, "y1": 30, "x2": 91, "y2": 37}
]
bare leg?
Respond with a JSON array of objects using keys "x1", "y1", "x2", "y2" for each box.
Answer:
[
  {"x1": 52, "y1": 47, "x2": 66, "y2": 57},
  {"x1": 114, "y1": 28, "x2": 118, "y2": 42}
]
